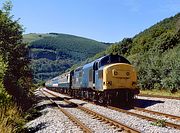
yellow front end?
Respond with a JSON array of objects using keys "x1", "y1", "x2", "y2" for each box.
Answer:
[{"x1": 103, "y1": 63, "x2": 137, "y2": 90}]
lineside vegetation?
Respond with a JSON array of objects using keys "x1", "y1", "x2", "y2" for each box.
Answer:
[
  {"x1": 0, "y1": 1, "x2": 33, "y2": 132},
  {"x1": 88, "y1": 13, "x2": 180, "y2": 93}
]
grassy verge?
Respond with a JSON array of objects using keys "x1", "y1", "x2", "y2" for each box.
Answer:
[
  {"x1": 140, "y1": 89, "x2": 180, "y2": 97},
  {"x1": 0, "y1": 84, "x2": 27, "y2": 132},
  {"x1": 0, "y1": 102, "x2": 26, "y2": 133}
]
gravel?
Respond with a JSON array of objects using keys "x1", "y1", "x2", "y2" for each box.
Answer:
[
  {"x1": 70, "y1": 99, "x2": 180, "y2": 133},
  {"x1": 128, "y1": 109, "x2": 180, "y2": 125},
  {"x1": 26, "y1": 88, "x2": 180, "y2": 133},
  {"x1": 137, "y1": 96, "x2": 180, "y2": 117},
  {"x1": 26, "y1": 89, "x2": 83, "y2": 133},
  {"x1": 43, "y1": 89, "x2": 123, "y2": 133}
]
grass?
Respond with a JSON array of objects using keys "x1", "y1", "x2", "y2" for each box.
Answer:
[
  {"x1": 0, "y1": 102, "x2": 26, "y2": 133},
  {"x1": 140, "y1": 89, "x2": 180, "y2": 97}
]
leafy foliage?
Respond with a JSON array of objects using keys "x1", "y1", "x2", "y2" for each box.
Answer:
[
  {"x1": 0, "y1": 55, "x2": 9, "y2": 105},
  {"x1": 104, "y1": 13, "x2": 180, "y2": 91},
  {"x1": 0, "y1": 1, "x2": 33, "y2": 109},
  {"x1": 0, "y1": 52, "x2": 25, "y2": 133}
]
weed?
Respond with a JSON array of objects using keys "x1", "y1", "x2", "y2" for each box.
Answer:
[{"x1": 151, "y1": 119, "x2": 166, "y2": 127}]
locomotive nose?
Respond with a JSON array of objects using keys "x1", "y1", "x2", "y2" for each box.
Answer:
[{"x1": 103, "y1": 63, "x2": 137, "y2": 90}]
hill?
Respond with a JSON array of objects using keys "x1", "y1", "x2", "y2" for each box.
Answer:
[
  {"x1": 100, "y1": 13, "x2": 180, "y2": 91},
  {"x1": 24, "y1": 33, "x2": 108, "y2": 83}
]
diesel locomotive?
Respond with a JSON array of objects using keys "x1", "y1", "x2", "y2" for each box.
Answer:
[{"x1": 45, "y1": 54, "x2": 139, "y2": 106}]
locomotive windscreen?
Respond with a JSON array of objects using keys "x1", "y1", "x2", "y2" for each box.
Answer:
[{"x1": 99, "y1": 54, "x2": 130, "y2": 67}]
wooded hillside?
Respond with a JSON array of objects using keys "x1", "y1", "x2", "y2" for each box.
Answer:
[
  {"x1": 24, "y1": 33, "x2": 109, "y2": 83},
  {"x1": 101, "y1": 13, "x2": 180, "y2": 91}
]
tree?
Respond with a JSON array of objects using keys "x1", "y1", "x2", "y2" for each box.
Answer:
[{"x1": 0, "y1": 1, "x2": 33, "y2": 109}]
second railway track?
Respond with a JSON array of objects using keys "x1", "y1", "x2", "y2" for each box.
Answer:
[
  {"x1": 133, "y1": 107, "x2": 180, "y2": 121},
  {"x1": 107, "y1": 106, "x2": 180, "y2": 130}
]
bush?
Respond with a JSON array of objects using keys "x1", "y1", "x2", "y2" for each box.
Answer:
[{"x1": 130, "y1": 45, "x2": 180, "y2": 91}]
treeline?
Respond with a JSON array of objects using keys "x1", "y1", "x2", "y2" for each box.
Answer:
[
  {"x1": 29, "y1": 34, "x2": 107, "y2": 59},
  {"x1": 104, "y1": 13, "x2": 180, "y2": 91},
  {"x1": 0, "y1": 1, "x2": 33, "y2": 131}
]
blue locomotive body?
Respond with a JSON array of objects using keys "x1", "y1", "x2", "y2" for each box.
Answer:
[{"x1": 45, "y1": 54, "x2": 139, "y2": 106}]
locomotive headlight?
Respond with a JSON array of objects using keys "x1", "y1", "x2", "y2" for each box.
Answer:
[
  {"x1": 112, "y1": 69, "x2": 118, "y2": 76},
  {"x1": 114, "y1": 71, "x2": 118, "y2": 75},
  {"x1": 132, "y1": 82, "x2": 137, "y2": 87},
  {"x1": 126, "y1": 72, "x2": 130, "y2": 76},
  {"x1": 106, "y1": 81, "x2": 112, "y2": 86}
]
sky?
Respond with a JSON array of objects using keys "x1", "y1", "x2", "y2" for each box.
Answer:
[{"x1": 0, "y1": 0, "x2": 180, "y2": 42}]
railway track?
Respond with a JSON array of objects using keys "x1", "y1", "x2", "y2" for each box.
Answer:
[
  {"x1": 84, "y1": 100, "x2": 180, "y2": 124},
  {"x1": 43, "y1": 88, "x2": 180, "y2": 130},
  {"x1": 57, "y1": 90, "x2": 180, "y2": 123},
  {"x1": 133, "y1": 107, "x2": 180, "y2": 121},
  {"x1": 107, "y1": 106, "x2": 180, "y2": 130},
  {"x1": 138, "y1": 94, "x2": 180, "y2": 100},
  {"x1": 84, "y1": 100, "x2": 180, "y2": 123},
  {"x1": 40, "y1": 89, "x2": 92, "y2": 133},
  {"x1": 42, "y1": 88, "x2": 140, "y2": 133}
]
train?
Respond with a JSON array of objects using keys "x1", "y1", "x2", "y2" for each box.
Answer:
[{"x1": 45, "y1": 54, "x2": 139, "y2": 106}]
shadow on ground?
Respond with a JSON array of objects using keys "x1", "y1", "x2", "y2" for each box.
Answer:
[
  {"x1": 23, "y1": 122, "x2": 47, "y2": 133},
  {"x1": 134, "y1": 98, "x2": 164, "y2": 108}
]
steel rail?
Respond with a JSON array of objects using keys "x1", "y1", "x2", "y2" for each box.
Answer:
[
  {"x1": 107, "y1": 106, "x2": 180, "y2": 130},
  {"x1": 43, "y1": 88, "x2": 140, "y2": 133},
  {"x1": 134, "y1": 107, "x2": 180, "y2": 121},
  {"x1": 44, "y1": 88, "x2": 180, "y2": 130},
  {"x1": 40, "y1": 89, "x2": 92, "y2": 133}
]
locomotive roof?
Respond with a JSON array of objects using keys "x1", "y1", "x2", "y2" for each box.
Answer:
[
  {"x1": 94, "y1": 54, "x2": 129, "y2": 63},
  {"x1": 82, "y1": 54, "x2": 130, "y2": 69},
  {"x1": 98, "y1": 54, "x2": 129, "y2": 61}
]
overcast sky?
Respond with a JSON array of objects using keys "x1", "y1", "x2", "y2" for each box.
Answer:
[{"x1": 0, "y1": 0, "x2": 180, "y2": 42}]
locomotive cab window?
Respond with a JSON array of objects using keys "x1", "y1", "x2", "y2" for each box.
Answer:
[
  {"x1": 99, "y1": 54, "x2": 130, "y2": 67},
  {"x1": 93, "y1": 62, "x2": 98, "y2": 70}
]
